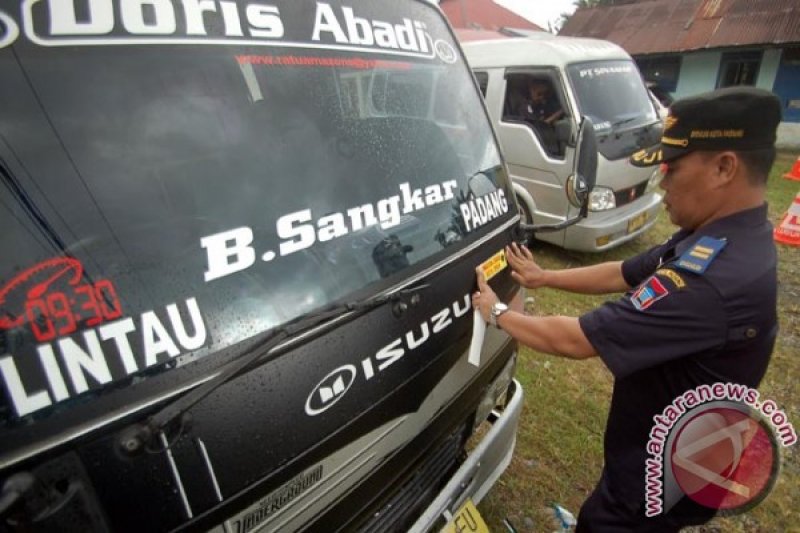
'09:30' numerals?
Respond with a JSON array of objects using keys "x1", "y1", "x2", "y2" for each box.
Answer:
[{"x1": 25, "y1": 280, "x2": 123, "y2": 342}]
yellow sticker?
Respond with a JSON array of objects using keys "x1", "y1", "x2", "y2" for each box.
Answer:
[{"x1": 479, "y1": 249, "x2": 507, "y2": 281}]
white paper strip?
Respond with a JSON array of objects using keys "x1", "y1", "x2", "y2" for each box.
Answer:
[{"x1": 468, "y1": 310, "x2": 486, "y2": 367}]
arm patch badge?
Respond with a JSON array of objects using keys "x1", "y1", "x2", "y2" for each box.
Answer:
[
  {"x1": 655, "y1": 268, "x2": 686, "y2": 289},
  {"x1": 630, "y1": 276, "x2": 669, "y2": 311}
]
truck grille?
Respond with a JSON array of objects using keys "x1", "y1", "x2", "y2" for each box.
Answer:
[
  {"x1": 614, "y1": 179, "x2": 649, "y2": 207},
  {"x1": 356, "y1": 422, "x2": 469, "y2": 533}
]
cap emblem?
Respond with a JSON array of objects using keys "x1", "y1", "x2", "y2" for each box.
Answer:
[
  {"x1": 661, "y1": 136, "x2": 689, "y2": 147},
  {"x1": 665, "y1": 115, "x2": 678, "y2": 131}
]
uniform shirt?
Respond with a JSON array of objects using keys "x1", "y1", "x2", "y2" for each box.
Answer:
[{"x1": 578, "y1": 204, "x2": 778, "y2": 526}]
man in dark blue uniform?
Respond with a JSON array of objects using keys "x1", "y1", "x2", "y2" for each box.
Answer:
[{"x1": 472, "y1": 87, "x2": 781, "y2": 531}]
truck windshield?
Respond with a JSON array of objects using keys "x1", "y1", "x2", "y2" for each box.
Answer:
[
  {"x1": 0, "y1": 0, "x2": 509, "y2": 430},
  {"x1": 567, "y1": 60, "x2": 657, "y2": 132}
]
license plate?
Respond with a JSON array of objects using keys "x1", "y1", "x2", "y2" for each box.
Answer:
[
  {"x1": 441, "y1": 499, "x2": 489, "y2": 533},
  {"x1": 627, "y1": 212, "x2": 647, "y2": 234}
]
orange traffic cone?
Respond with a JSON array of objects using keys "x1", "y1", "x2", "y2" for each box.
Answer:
[
  {"x1": 784, "y1": 156, "x2": 800, "y2": 181},
  {"x1": 774, "y1": 192, "x2": 800, "y2": 247}
]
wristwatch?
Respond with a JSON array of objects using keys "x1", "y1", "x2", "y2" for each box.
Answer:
[{"x1": 489, "y1": 302, "x2": 509, "y2": 328}]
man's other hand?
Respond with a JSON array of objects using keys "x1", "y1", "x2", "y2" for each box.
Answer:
[{"x1": 506, "y1": 243, "x2": 547, "y2": 289}]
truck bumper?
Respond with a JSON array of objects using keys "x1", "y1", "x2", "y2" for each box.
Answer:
[
  {"x1": 562, "y1": 192, "x2": 663, "y2": 252},
  {"x1": 408, "y1": 377, "x2": 524, "y2": 532}
]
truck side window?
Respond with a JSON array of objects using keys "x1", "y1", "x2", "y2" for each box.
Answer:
[
  {"x1": 473, "y1": 71, "x2": 489, "y2": 97},
  {"x1": 502, "y1": 74, "x2": 566, "y2": 159}
]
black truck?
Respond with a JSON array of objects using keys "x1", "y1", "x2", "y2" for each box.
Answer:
[{"x1": 0, "y1": 1, "x2": 598, "y2": 530}]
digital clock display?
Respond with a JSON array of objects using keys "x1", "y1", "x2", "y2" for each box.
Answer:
[
  {"x1": 0, "y1": 256, "x2": 124, "y2": 342},
  {"x1": 25, "y1": 280, "x2": 123, "y2": 342}
]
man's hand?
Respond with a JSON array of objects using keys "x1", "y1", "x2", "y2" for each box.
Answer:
[
  {"x1": 544, "y1": 109, "x2": 564, "y2": 125},
  {"x1": 472, "y1": 268, "x2": 498, "y2": 323},
  {"x1": 505, "y1": 243, "x2": 547, "y2": 289},
  {"x1": 472, "y1": 265, "x2": 597, "y2": 359}
]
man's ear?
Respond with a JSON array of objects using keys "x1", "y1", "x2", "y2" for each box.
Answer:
[{"x1": 710, "y1": 151, "x2": 738, "y2": 188}]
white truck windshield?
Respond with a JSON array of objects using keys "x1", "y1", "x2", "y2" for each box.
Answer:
[{"x1": 567, "y1": 60, "x2": 657, "y2": 132}]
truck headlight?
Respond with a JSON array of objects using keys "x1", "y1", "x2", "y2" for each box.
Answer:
[
  {"x1": 589, "y1": 187, "x2": 616, "y2": 212},
  {"x1": 645, "y1": 168, "x2": 662, "y2": 193}
]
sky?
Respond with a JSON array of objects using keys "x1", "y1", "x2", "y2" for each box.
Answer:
[{"x1": 494, "y1": 0, "x2": 578, "y2": 32}]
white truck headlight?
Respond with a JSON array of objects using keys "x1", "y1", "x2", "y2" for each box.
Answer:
[
  {"x1": 645, "y1": 168, "x2": 662, "y2": 193},
  {"x1": 589, "y1": 187, "x2": 616, "y2": 212}
]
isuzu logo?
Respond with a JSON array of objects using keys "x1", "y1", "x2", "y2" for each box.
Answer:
[
  {"x1": 305, "y1": 294, "x2": 472, "y2": 417},
  {"x1": 434, "y1": 39, "x2": 457, "y2": 64},
  {"x1": 305, "y1": 364, "x2": 356, "y2": 416},
  {"x1": 0, "y1": 11, "x2": 19, "y2": 48}
]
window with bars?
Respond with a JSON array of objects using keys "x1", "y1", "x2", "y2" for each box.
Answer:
[{"x1": 717, "y1": 51, "x2": 762, "y2": 88}]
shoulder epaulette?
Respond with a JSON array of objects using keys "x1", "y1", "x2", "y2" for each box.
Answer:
[{"x1": 674, "y1": 236, "x2": 727, "y2": 275}]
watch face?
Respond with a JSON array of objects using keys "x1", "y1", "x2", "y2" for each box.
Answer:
[{"x1": 491, "y1": 302, "x2": 508, "y2": 327}]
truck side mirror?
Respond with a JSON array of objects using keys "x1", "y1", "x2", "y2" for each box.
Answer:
[
  {"x1": 568, "y1": 116, "x2": 598, "y2": 214},
  {"x1": 517, "y1": 116, "x2": 598, "y2": 235}
]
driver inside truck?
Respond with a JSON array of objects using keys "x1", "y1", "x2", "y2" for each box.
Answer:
[
  {"x1": 506, "y1": 78, "x2": 565, "y2": 156},
  {"x1": 516, "y1": 79, "x2": 564, "y2": 126}
]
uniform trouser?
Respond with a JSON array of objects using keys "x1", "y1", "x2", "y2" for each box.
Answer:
[{"x1": 575, "y1": 469, "x2": 716, "y2": 533}]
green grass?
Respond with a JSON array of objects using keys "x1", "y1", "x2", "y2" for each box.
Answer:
[{"x1": 478, "y1": 152, "x2": 800, "y2": 532}]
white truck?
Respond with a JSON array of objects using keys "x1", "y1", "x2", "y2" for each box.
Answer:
[{"x1": 463, "y1": 34, "x2": 664, "y2": 251}]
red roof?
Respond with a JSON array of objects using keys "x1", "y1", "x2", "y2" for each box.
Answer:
[
  {"x1": 439, "y1": 0, "x2": 545, "y2": 32},
  {"x1": 559, "y1": 0, "x2": 800, "y2": 55}
]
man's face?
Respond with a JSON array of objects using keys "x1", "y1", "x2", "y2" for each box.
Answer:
[
  {"x1": 529, "y1": 84, "x2": 548, "y2": 103},
  {"x1": 658, "y1": 151, "x2": 719, "y2": 230}
]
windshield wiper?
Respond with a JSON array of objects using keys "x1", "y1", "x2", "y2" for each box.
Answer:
[
  {"x1": 117, "y1": 283, "x2": 429, "y2": 455},
  {"x1": 611, "y1": 116, "x2": 637, "y2": 129},
  {"x1": 635, "y1": 120, "x2": 662, "y2": 148}
]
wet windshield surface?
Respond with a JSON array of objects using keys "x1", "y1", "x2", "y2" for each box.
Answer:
[
  {"x1": 0, "y1": 0, "x2": 509, "y2": 430},
  {"x1": 567, "y1": 60, "x2": 657, "y2": 134}
]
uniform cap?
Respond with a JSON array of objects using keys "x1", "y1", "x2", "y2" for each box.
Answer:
[{"x1": 630, "y1": 87, "x2": 781, "y2": 167}]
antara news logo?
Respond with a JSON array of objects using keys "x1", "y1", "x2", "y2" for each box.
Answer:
[{"x1": 644, "y1": 382, "x2": 797, "y2": 517}]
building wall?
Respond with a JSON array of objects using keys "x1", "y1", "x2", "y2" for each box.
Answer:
[
  {"x1": 673, "y1": 51, "x2": 722, "y2": 99},
  {"x1": 757, "y1": 49, "x2": 782, "y2": 91},
  {"x1": 776, "y1": 123, "x2": 800, "y2": 150},
  {"x1": 667, "y1": 47, "x2": 799, "y2": 145},
  {"x1": 772, "y1": 49, "x2": 800, "y2": 127},
  {"x1": 672, "y1": 48, "x2": 781, "y2": 97}
]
